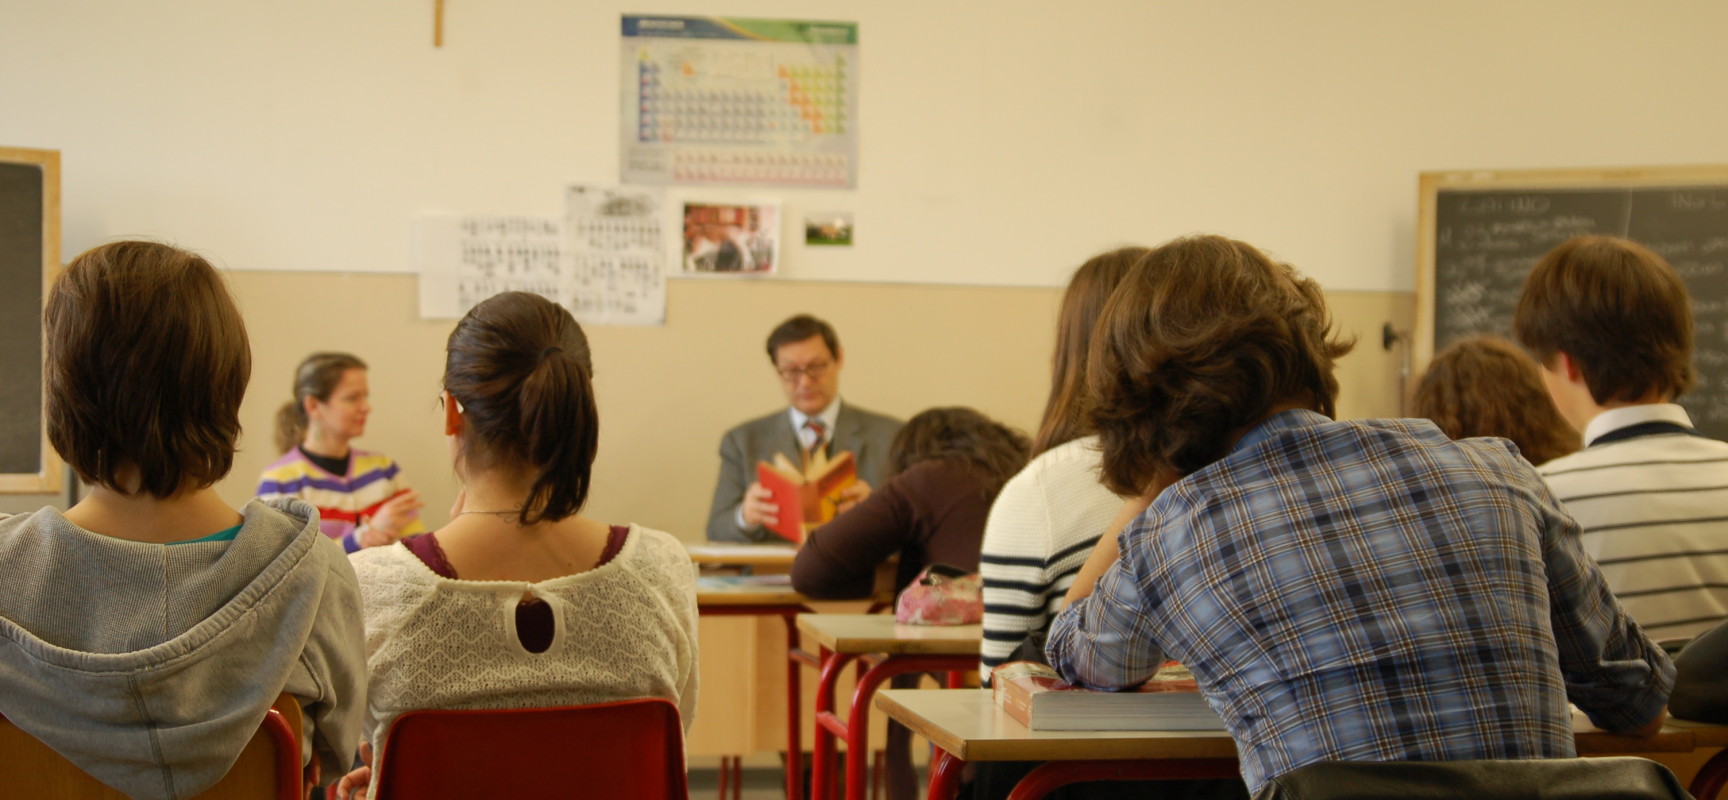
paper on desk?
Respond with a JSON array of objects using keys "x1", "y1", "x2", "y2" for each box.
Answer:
[{"x1": 686, "y1": 543, "x2": 800, "y2": 559}]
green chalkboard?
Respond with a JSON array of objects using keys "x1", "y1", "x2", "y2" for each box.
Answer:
[
  {"x1": 0, "y1": 148, "x2": 60, "y2": 493},
  {"x1": 1417, "y1": 166, "x2": 1728, "y2": 441}
]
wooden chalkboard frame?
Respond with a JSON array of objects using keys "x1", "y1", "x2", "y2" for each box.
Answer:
[
  {"x1": 0, "y1": 147, "x2": 61, "y2": 494},
  {"x1": 1416, "y1": 164, "x2": 1728, "y2": 373}
]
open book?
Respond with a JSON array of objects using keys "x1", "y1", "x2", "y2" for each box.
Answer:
[
  {"x1": 991, "y1": 661, "x2": 1224, "y2": 731},
  {"x1": 755, "y1": 449, "x2": 856, "y2": 544}
]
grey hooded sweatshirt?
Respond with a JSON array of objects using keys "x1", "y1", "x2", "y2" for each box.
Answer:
[{"x1": 0, "y1": 498, "x2": 366, "y2": 799}]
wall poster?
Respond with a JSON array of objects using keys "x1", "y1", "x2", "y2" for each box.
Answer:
[{"x1": 621, "y1": 15, "x2": 858, "y2": 189}]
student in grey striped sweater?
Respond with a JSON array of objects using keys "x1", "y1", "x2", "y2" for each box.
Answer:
[
  {"x1": 1514, "y1": 235, "x2": 1728, "y2": 640},
  {"x1": 979, "y1": 248, "x2": 1143, "y2": 679}
]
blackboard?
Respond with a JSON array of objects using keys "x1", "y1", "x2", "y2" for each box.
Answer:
[
  {"x1": 0, "y1": 148, "x2": 60, "y2": 493},
  {"x1": 1416, "y1": 167, "x2": 1728, "y2": 441}
]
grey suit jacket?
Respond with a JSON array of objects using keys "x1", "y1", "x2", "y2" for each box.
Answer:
[{"x1": 706, "y1": 402, "x2": 904, "y2": 542}]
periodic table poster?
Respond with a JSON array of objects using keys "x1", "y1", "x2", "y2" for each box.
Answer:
[{"x1": 620, "y1": 16, "x2": 859, "y2": 189}]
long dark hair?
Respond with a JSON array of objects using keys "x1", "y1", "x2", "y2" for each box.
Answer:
[
  {"x1": 444, "y1": 292, "x2": 599, "y2": 525},
  {"x1": 1032, "y1": 248, "x2": 1146, "y2": 455},
  {"x1": 889, "y1": 407, "x2": 1030, "y2": 499}
]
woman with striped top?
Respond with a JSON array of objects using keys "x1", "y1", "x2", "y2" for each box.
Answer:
[
  {"x1": 977, "y1": 248, "x2": 1143, "y2": 679},
  {"x1": 258, "y1": 352, "x2": 425, "y2": 552}
]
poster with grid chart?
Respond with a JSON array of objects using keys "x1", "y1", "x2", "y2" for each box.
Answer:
[{"x1": 621, "y1": 16, "x2": 858, "y2": 189}]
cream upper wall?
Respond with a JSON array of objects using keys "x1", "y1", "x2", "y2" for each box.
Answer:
[{"x1": 4, "y1": 2, "x2": 1728, "y2": 291}]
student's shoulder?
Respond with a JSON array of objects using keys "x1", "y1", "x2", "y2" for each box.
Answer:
[
  {"x1": 1539, "y1": 433, "x2": 1728, "y2": 478},
  {"x1": 617, "y1": 526, "x2": 699, "y2": 589}
]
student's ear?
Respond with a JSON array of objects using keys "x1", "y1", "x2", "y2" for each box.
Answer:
[
  {"x1": 1557, "y1": 351, "x2": 1585, "y2": 384},
  {"x1": 443, "y1": 391, "x2": 464, "y2": 436},
  {"x1": 302, "y1": 394, "x2": 320, "y2": 418}
]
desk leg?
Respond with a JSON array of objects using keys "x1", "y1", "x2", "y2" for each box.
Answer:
[
  {"x1": 926, "y1": 749, "x2": 967, "y2": 800},
  {"x1": 1005, "y1": 758, "x2": 1242, "y2": 800},
  {"x1": 813, "y1": 647, "x2": 861, "y2": 800},
  {"x1": 1693, "y1": 747, "x2": 1728, "y2": 800},
  {"x1": 845, "y1": 655, "x2": 979, "y2": 800},
  {"x1": 781, "y1": 612, "x2": 805, "y2": 800}
]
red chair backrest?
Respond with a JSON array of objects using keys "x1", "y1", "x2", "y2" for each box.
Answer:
[{"x1": 372, "y1": 698, "x2": 689, "y2": 800}]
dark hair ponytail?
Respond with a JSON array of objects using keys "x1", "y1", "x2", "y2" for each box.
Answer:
[{"x1": 445, "y1": 292, "x2": 598, "y2": 524}]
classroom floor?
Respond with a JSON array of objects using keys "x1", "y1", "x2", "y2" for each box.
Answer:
[{"x1": 687, "y1": 754, "x2": 933, "y2": 800}]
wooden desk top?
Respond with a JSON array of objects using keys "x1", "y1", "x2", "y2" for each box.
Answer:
[
  {"x1": 695, "y1": 575, "x2": 810, "y2": 607},
  {"x1": 687, "y1": 542, "x2": 799, "y2": 567},
  {"x1": 875, "y1": 689, "x2": 1718, "y2": 763},
  {"x1": 795, "y1": 614, "x2": 982, "y2": 655}
]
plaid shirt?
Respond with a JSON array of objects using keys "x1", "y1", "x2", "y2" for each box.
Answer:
[{"x1": 1047, "y1": 410, "x2": 1674, "y2": 792}]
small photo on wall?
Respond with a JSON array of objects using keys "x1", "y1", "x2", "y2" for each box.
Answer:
[
  {"x1": 681, "y1": 201, "x2": 779, "y2": 275},
  {"x1": 805, "y1": 211, "x2": 854, "y2": 246}
]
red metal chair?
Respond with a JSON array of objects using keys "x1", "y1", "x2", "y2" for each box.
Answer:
[{"x1": 371, "y1": 698, "x2": 690, "y2": 800}]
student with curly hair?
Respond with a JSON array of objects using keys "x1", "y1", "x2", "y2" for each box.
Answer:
[
  {"x1": 1046, "y1": 234, "x2": 1671, "y2": 794},
  {"x1": 1414, "y1": 334, "x2": 1579, "y2": 466}
]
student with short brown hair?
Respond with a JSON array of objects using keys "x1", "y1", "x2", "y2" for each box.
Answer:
[
  {"x1": 0, "y1": 241, "x2": 365, "y2": 799},
  {"x1": 1514, "y1": 235, "x2": 1728, "y2": 640},
  {"x1": 1046, "y1": 234, "x2": 1671, "y2": 794},
  {"x1": 1414, "y1": 334, "x2": 1579, "y2": 466}
]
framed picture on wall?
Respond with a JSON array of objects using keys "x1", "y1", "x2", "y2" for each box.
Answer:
[{"x1": 680, "y1": 200, "x2": 780, "y2": 276}]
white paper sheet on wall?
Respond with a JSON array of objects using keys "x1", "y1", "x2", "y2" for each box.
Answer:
[
  {"x1": 564, "y1": 184, "x2": 668, "y2": 326},
  {"x1": 415, "y1": 214, "x2": 565, "y2": 319},
  {"x1": 415, "y1": 190, "x2": 668, "y2": 326}
]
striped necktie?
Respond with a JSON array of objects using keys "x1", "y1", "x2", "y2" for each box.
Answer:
[{"x1": 804, "y1": 418, "x2": 828, "y2": 464}]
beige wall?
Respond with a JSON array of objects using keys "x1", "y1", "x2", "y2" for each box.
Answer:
[{"x1": 187, "y1": 272, "x2": 1414, "y2": 538}]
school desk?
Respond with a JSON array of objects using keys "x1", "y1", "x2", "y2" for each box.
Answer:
[
  {"x1": 874, "y1": 688, "x2": 1728, "y2": 800},
  {"x1": 794, "y1": 614, "x2": 982, "y2": 800},
  {"x1": 686, "y1": 545, "x2": 899, "y2": 800}
]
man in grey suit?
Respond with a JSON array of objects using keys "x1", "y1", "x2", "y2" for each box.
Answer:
[{"x1": 707, "y1": 314, "x2": 903, "y2": 542}]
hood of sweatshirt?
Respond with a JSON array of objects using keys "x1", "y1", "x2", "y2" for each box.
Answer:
[{"x1": 0, "y1": 498, "x2": 341, "y2": 799}]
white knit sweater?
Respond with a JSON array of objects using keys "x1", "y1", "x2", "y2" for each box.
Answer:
[
  {"x1": 978, "y1": 436, "x2": 1122, "y2": 678},
  {"x1": 349, "y1": 524, "x2": 700, "y2": 754}
]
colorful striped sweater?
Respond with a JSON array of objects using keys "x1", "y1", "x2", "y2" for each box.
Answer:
[{"x1": 257, "y1": 447, "x2": 426, "y2": 553}]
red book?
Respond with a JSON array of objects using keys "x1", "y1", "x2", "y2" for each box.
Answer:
[
  {"x1": 754, "y1": 450, "x2": 856, "y2": 544},
  {"x1": 990, "y1": 661, "x2": 1223, "y2": 731}
]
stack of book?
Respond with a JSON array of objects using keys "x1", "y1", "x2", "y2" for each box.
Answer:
[{"x1": 990, "y1": 661, "x2": 1225, "y2": 731}]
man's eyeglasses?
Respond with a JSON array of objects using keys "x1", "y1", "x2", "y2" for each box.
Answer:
[{"x1": 777, "y1": 360, "x2": 831, "y2": 383}]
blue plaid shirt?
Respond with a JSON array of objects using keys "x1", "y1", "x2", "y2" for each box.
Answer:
[{"x1": 1047, "y1": 410, "x2": 1673, "y2": 792}]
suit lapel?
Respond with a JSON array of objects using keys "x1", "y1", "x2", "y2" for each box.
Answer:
[
  {"x1": 831, "y1": 405, "x2": 866, "y2": 462},
  {"x1": 772, "y1": 412, "x2": 803, "y2": 464}
]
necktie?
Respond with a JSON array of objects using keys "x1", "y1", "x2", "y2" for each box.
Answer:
[{"x1": 804, "y1": 418, "x2": 828, "y2": 464}]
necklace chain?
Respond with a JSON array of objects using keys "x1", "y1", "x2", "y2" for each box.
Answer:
[{"x1": 454, "y1": 509, "x2": 522, "y2": 517}]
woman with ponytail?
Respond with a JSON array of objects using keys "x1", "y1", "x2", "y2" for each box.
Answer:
[
  {"x1": 257, "y1": 352, "x2": 425, "y2": 552},
  {"x1": 336, "y1": 292, "x2": 698, "y2": 799}
]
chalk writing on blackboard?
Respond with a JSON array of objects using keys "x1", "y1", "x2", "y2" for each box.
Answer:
[{"x1": 1427, "y1": 182, "x2": 1728, "y2": 439}]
